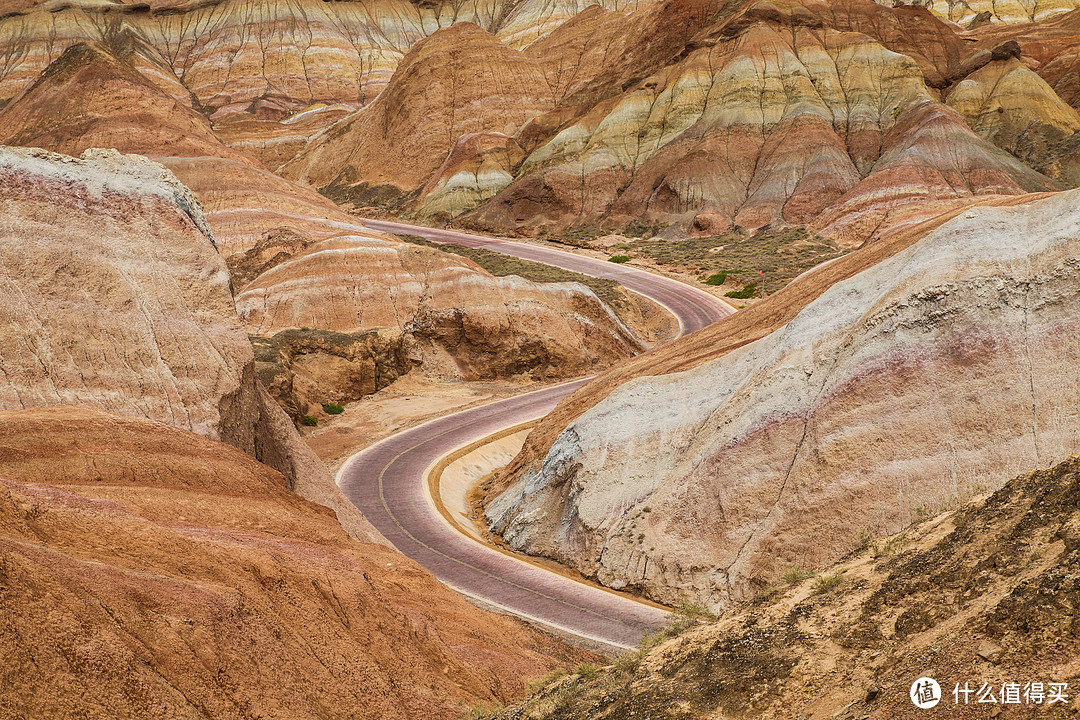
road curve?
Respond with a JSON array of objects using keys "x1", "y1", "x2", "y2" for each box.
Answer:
[
  {"x1": 337, "y1": 220, "x2": 734, "y2": 649},
  {"x1": 362, "y1": 218, "x2": 728, "y2": 335}
]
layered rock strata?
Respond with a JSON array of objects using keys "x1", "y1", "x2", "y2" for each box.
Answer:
[
  {"x1": 0, "y1": 145, "x2": 380, "y2": 543},
  {"x1": 234, "y1": 233, "x2": 645, "y2": 388},
  {"x1": 0, "y1": 407, "x2": 590, "y2": 720},
  {"x1": 282, "y1": 22, "x2": 554, "y2": 208},
  {"x1": 462, "y1": 2, "x2": 1056, "y2": 240},
  {"x1": 946, "y1": 57, "x2": 1080, "y2": 186},
  {"x1": 488, "y1": 187, "x2": 1080, "y2": 609}
]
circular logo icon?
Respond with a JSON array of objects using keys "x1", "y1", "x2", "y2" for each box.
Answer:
[{"x1": 910, "y1": 677, "x2": 941, "y2": 709}]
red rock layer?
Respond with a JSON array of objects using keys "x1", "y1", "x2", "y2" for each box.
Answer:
[
  {"x1": 282, "y1": 22, "x2": 555, "y2": 202},
  {"x1": 0, "y1": 145, "x2": 384, "y2": 543},
  {"x1": 463, "y1": 2, "x2": 1055, "y2": 243},
  {"x1": 0, "y1": 407, "x2": 590, "y2": 720},
  {"x1": 0, "y1": 40, "x2": 251, "y2": 164}
]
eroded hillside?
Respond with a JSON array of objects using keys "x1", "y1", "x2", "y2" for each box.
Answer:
[
  {"x1": 0, "y1": 407, "x2": 591, "y2": 719},
  {"x1": 0, "y1": 41, "x2": 648, "y2": 423},
  {"x1": 487, "y1": 185, "x2": 1080, "y2": 609},
  {"x1": 494, "y1": 454, "x2": 1080, "y2": 719}
]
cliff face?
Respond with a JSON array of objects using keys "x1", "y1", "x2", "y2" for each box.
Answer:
[
  {"x1": 487, "y1": 187, "x2": 1080, "y2": 609},
  {"x1": 0, "y1": 407, "x2": 591, "y2": 720},
  {"x1": 0, "y1": 145, "x2": 381, "y2": 544}
]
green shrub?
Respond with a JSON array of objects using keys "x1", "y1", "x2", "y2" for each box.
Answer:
[
  {"x1": 703, "y1": 272, "x2": 727, "y2": 286},
  {"x1": 322, "y1": 402, "x2": 345, "y2": 415},
  {"x1": 575, "y1": 663, "x2": 601, "y2": 679},
  {"x1": 725, "y1": 282, "x2": 757, "y2": 299},
  {"x1": 608, "y1": 254, "x2": 631, "y2": 264},
  {"x1": 812, "y1": 573, "x2": 844, "y2": 594},
  {"x1": 852, "y1": 529, "x2": 873, "y2": 553},
  {"x1": 780, "y1": 564, "x2": 813, "y2": 585},
  {"x1": 301, "y1": 415, "x2": 318, "y2": 427},
  {"x1": 870, "y1": 535, "x2": 908, "y2": 559},
  {"x1": 527, "y1": 668, "x2": 567, "y2": 693},
  {"x1": 638, "y1": 599, "x2": 718, "y2": 649},
  {"x1": 672, "y1": 600, "x2": 718, "y2": 622}
]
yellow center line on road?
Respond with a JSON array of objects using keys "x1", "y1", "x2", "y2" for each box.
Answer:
[
  {"x1": 342, "y1": 217, "x2": 738, "y2": 646},
  {"x1": 419, "y1": 420, "x2": 671, "y2": 612},
  {"x1": 373, "y1": 405, "x2": 664, "y2": 641}
]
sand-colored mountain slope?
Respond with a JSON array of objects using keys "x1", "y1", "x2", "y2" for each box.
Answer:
[
  {"x1": 963, "y1": 9, "x2": 1080, "y2": 110},
  {"x1": 282, "y1": 22, "x2": 554, "y2": 207},
  {"x1": 0, "y1": 145, "x2": 382, "y2": 544},
  {"x1": 0, "y1": 146, "x2": 237, "y2": 437},
  {"x1": 0, "y1": 0, "x2": 668, "y2": 146},
  {"x1": 810, "y1": 0, "x2": 970, "y2": 89},
  {"x1": 0, "y1": 39, "x2": 250, "y2": 163},
  {"x1": 496, "y1": 455, "x2": 1080, "y2": 719},
  {"x1": 947, "y1": 56, "x2": 1080, "y2": 186},
  {"x1": 461, "y1": 0, "x2": 1056, "y2": 239},
  {"x1": 0, "y1": 0, "x2": 405, "y2": 115},
  {"x1": 487, "y1": 187, "x2": 1080, "y2": 609},
  {"x1": 486, "y1": 193, "x2": 1051, "y2": 515},
  {"x1": 0, "y1": 0, "x2": 1073, "y2": 235},
  {"x1": 0, "y1": 406, "x2": 591, "y2": 720},
  {"x1": 0, "y1": 40, "x2": 644, "y2": 417},
  {"x1": 233, "y1": 233, "x2": 645, "y2": 384},
  {"x1": 0, "y1": 38, "x2": 352, "y2": 258}
]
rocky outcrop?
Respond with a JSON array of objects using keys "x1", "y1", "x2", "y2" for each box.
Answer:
[
  {"x1": 924, "y1": 0, "x2": 1080, "y2": 25},
  {"x1": 487, "y1": 187, "x2": 1080, "y2": 609},
  {"x1": 947, "y1": 58, "x2": 1080, "y2": 186},
  {"x1": 234, "y1": 233, "x2": 645, "y2": 383},
  {"x1": 282, "y1": 22, "x2": 554, "y2": 209},
  {"x1": 0, "y1": 146, "x2": 380, "y2": 543},
  {"x1": 0, "y1": 146, "x2": 232, "y2": 429},
  {"x1": 0, "y1": 406, "x2": 591, "y2": 720},
  {"x1": 497, "y1": 454, "x2": 1080, "y2": 719},
  {"x1": 251, "y1": 328, "x2": 408, "y2": 421},
  {"x1": 160, "y1": 155, "x2": 381, "y2": 258}
]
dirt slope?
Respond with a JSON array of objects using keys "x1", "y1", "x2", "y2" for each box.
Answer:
[
  {"x1": 0, "y1": 407, "x2": 592, "y2": 720},
  {"x1": 494, "y1": 454, "x2": 1080, "y2": 719}
]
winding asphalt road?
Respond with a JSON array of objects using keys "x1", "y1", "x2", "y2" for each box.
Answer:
[{"x1": 336, "y1": 220, "x2": 734, "y2": 650}]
